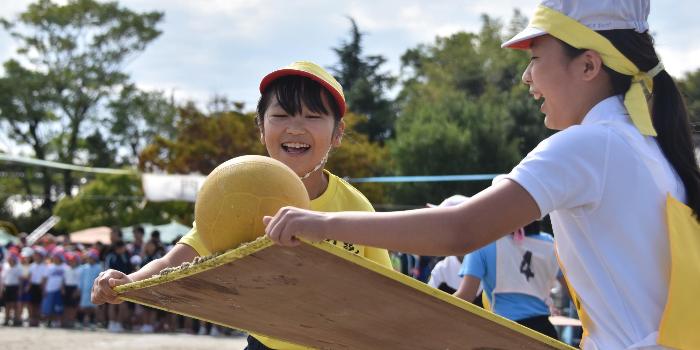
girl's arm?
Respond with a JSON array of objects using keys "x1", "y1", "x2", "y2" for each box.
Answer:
[{"x1": 266, "y1": 179, "x2": 540, "y2": 256}]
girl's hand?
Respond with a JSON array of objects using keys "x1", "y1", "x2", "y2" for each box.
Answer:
[
  {"x1": 91, "y1": 269, "x2": 132, "y2": 305},
  {"x1": 264, "y1": 207, "x2": 329, "y2": 246}
]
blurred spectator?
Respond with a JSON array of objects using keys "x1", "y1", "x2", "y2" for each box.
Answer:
[
  {"x1": 104, "y1": 241, "x2": 132, "y2": 332},
  {"x1": 19, "y1": 247, "x2": 33, "y2": 324},
  {"x1": 455, "y1": 221, "x2": 562, "y2": 338},
  {"x1": 63, "y1": 252, "x2": 80, "y2": 328},
  {"x1": 2, "y1": 252, "x2": 23, "y2": 326},
  {"x1": 129, "y1": 226, "x2": 145, "y2": 257},
  {"x1": 42, "y1": 251, "x2": 66, "y2": 328},
  {"x1": 78, "y1": 249, "x2": 102, "y2": 330},
  {"x1": 27, "y1": 247, "x2": 47, "y2": 326}
]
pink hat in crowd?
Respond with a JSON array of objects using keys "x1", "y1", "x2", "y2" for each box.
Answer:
[
  {"x1": 32, "y1": 246, "x2": 46, "y2": 257},
  {"x1": 65, "y1": 251, "x2": 80, "y2": 264},
  {"x1": 87, "y1": 249, "x2": 99, "y2": 260}
]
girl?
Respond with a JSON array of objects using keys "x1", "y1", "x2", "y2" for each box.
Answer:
[
  {"x1": 42, "y1": 251, "x2": 65, "y2": 328},
  {"x1": 27, "y1": 247, "x2": 47, "y2": 327},
  {"x1": 2, "y1": 252, "x2": 23, "y2": 326},
  {"x1": 454, "y1": 221, "x2": 561, "y2": 339},
  {"x1": 92, "y1": 61, "x2": 394, "y2": 349},
  {"x1": 62, "y1": 252, "x2": 80, "y2": 328},
  {"x1": 78, "y1": 249, "x2": 102, "y2": 330},
  {"x1": 264, "y1": 2, "x2": 700, "y2": 349}
]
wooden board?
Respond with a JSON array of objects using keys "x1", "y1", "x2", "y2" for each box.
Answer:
[{"x1": 116, "y1": 238, "x2": 574, "y2": 350}]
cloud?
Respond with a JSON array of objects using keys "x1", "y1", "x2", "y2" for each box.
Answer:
[{"x1": 2, "y1": 0, "x2": 700, "y2": 110}]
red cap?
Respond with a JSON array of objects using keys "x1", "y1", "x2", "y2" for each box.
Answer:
[{"x1": 259, "y1": 61, "x2": 346, "y2": 117}]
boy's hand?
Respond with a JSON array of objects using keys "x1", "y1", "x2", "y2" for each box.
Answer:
[
  {"x1": 91, "y1": 269, "x2": 132, "y2": 305},
  {"x1": 264, "y1": 207, "x2": 329, "y2": 246}
]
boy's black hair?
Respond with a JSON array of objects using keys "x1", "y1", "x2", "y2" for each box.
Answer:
[{"x1": 256, "y1": 75, "x2": 342, "y2": 130}]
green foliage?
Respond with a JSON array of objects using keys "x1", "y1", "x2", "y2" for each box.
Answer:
[
  {"x1": 53, "y1": 174, "x2": 191, "y2": 232},
  {"x1": 0, "y1": 0, "x2": 164, "y2": 212},
  {"x1": 389, "y1": 12, "x2": 549, "y2": 205},
  {"x1": 108, "y1": 84, "x2": 178, "y2": 162},
  {"x1": 332, "y1": 18, "x2": 397, "y2": 142},
  {"x1": 326, "y1": 113, "x2": 392, "y2": 204},
  {"x1": 139, "y1": 104, "x2": 266, "y2": 175},
  {"x1": 678, "y1": 69, "x2": 700, "y2": 124}
]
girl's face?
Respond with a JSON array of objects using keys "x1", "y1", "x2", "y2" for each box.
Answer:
[
  {"x1": 522, "y1": 35, "x2": 584, "y2": 130},
  {"x1": 261, "y1": 93, "x2": 344, "y2": 177}
]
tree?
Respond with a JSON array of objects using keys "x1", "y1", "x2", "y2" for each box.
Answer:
[
  {"x1": 139, "y1": 104, "x2": 266, "y2": 175},
  {"x1": 389, "y1": 12, "x2": 548, "y2": 205},
  {"x1": 678, "y1": 68, "x2": 700, "y2": 124},
  {"x1": 0, "y1": 61, "x2": 59, "y2": 210},
  {"x1": 108, "y1": 85, "x2": 178, "y2": 163},
  {"x1": 331, "y1": 18, "x2": 397, "y2": 142},
  {"x1": 326, "y1": 112, "x2": 392, "y2": 204},
  {"x1": 0, "y1": 0, "x2": 163, "y2": 211}
]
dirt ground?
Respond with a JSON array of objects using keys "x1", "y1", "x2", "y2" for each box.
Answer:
[{"x1": 0, "y1": 327, "x2": 248, "y2": 350}]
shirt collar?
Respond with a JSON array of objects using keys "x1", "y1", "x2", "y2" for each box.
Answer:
[{"x1": 580, "y1": 95, "x2": 630, "y2": 126}]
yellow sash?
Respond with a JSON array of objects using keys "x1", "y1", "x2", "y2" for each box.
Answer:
[
  {"x1": 557, "y1": 197, "x2": 700, "y2": 349},
  {"x1": 657, "y1": 195, "x2": 700, "y2": 349}
]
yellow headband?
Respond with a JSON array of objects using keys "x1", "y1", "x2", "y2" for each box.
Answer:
[{"x1": 530, "y1": 5, "x2": 659, "y2": 136}]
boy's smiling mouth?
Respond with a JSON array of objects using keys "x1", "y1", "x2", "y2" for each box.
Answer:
[{"x1": 282, "y1": 142, "x2": 311, "y2": 154}]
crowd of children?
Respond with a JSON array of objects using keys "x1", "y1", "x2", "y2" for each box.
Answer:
[{"x1": 0, "y1": 226, "x2": 234, "y2": 336}]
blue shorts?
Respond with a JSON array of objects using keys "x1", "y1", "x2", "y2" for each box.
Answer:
[{"x1": 41, "y1": 291, "x2": 64, "y2": 316}]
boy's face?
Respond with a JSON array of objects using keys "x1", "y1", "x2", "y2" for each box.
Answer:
[{"x1": 261, "y1": 93, "x2": 344, "y2": 177}]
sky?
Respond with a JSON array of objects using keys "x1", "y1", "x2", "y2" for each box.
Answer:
[{"x1": 1, "y1": 0, "x2": 699, "y2": 113}]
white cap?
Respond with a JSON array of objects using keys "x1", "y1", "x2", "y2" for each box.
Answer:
[
  {"x1": 21, "y1": 247, "x2": 34, "y2": 258},
  {"x1": 502, "y1": 0, "x2": 650, "y2": 49},
  {"x1": 427, "y1": 194, "x2": 470, "y2": 208}
]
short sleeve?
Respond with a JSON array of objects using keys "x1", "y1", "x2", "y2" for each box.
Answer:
[
  {"x1": 499, "y1": 125, "x2": 610, "y2": 217},
  {"x1": 177, "y1": 223, "x2": 210, "y2": 257},
  {"x1": 459, "y1": 250, "x2": 486, "y2": 280}
]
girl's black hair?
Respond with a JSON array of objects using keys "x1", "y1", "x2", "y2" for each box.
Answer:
[
  {"x1": 560, "y1": 30, "x2": 700, "y2": 220},
  {"x1": 256, "y1": 75, "x2": 341, "y2": 130}
]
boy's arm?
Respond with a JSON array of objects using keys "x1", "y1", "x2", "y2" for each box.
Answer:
[
  {"x1": 92, "y1": 244, "x2": 198, "y2": 305},
  {"x1": 128, "y1": 244, "x2": 198, "y2": 281}
]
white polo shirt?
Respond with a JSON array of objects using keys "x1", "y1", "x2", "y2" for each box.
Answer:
[
  {"x1": 428, "y1": 256, "x2": 463, "y2": 291},
  {"x1": 500, "y1": 96, "x2": 684, "y2": 350}
]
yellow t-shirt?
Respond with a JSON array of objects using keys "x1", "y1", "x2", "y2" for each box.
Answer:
[{"x1": 178, "y1": 170, "x2": 392, "y2": 349}]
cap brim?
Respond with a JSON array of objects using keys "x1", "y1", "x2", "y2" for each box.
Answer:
[
  {"x1": 259, "y1": 68, "x2": 347, "y2": 117},
  {"x1": 501, "y1": 27, "x2": 547, "y2": 50}
]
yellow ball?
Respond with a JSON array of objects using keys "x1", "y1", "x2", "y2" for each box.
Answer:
[{"x1": 194, "y1": 155, "x2": 310, "y2": 253}]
